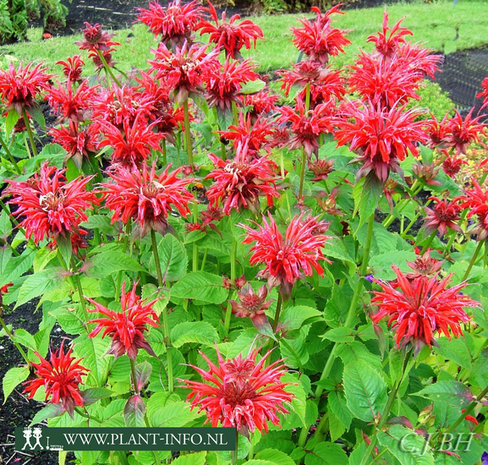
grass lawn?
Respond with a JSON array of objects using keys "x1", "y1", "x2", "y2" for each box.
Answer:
[{"x1": 0, "y1": 0, "x2": 487, "y2": 75}]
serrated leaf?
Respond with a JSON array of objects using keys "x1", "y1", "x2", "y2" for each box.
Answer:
[
  {"x1": 415, "y1": 381, "x2": 472, "y2": 408},
  {"x1": 151, "y1": 400, "x2": 200, "y2": 427},
  {"x1": 152, "y1": 234, "x2": 187, "y2": 282},
  {"x1": 12, "y1": 328, "x2": 37, "y2": 349},
  {"x1": 255, "y1": 448, "x2": 295, "y2": 465},
  {"x1": 304, "y1": 442, "x2": 348, "y2": 465},
  {"x1": 30, "y1": 403, "x2": 65, "y2": 425},
  {"x1": 171, "y1": 321, "x2": 218, "y2": 348},
  {"x1": 280, "y1": 372, "x2": 306, "y2": 429},
  {"x1": 124, "y1": 394, "x2": 146, "y2": 427},
  {"x1": 5, "y1": 110, "x2": 20, "y2": 136},
  {"x1": 1, "y1": 248, "x2": 35, "y2": 286},
  {"x1": 280, "y1": 305, "x2": 322, "y2": 331},
  {"x1": 323, "y1": 327, "x2": 354, "y2": 343},
  {"x1": 328, "y1": 390, "x2": 353, "y2": 429},
  {"x1": 353, "y1": 175, "x2": 383, "y2": 231},
  {"x1": 80, "y1": 215, "x2": 117, "y2": 234},
  {"x1": 343, "y1": 361, "x2": 387, "y2": 423},
  {"x1": 85, "y1": 247, "x2": 145, "y2": 278},
  {"x1": 81, "y1": 388, "x2": 112, "y2": 406},
  {"x1": 3, "y1": 366, "x2": 29, "y2": 403},
  {"x1": 15, "y1": 268, "x2": 62, "y2": 308},
  {"x1": 171, "y1": 452, "x2": 207, "y2": 465},
  {"x1": 135, "y1": 361, "x2": 152, "y2": 392},
  {"x1": 170, "y1": 271, "x2": 228, "y2": 304}
]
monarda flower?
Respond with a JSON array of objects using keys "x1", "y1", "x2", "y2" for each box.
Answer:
[
  {"x1": 445, "y1": 110, "x2": 485, "y2": 155},
  {"x1": 241, "y1": 213, "x2": 329, "y2": 296},
  {"x1": 279, "y1": 99, "x2": 334, "y2": 157},
  {"x1": 476, "y1": 76, "x2": 488, "y2": 108},
  {"x1": 103, "y1": 162, "x2": 194, "y2": 237},
  {"x1": 205, "y1": 149, "x2": 279, "y2": 215},
  {"x1": 371, "y1": 265, "x2": 477, "y2": 352},
  {"x1": 5, "y1": 162, "x2": 97, "y2": 244},
  {"x1": 137, "y1": 0, "x2": 204, "y2": 46},
  {"x1": 0, "y1": 62, "x2": 53, "y2": 114},
  {"x1": 24, "y1": 343, "x2": 89, "y2": 416},
  {"x1": 182, "y1": 348, "x2": 293, "y2": 436},
  {"x1": 97, "y1": 116, "x2": 163, "y2": 167},
  {"x1": 240, "y1": 90, "x2": 279, "y2": 119},
  {"x1": 423, "y1": 196, "x2": 462, "y2": 237},
  {"x1": 411, "y1": 163, "x2": 441, "y2": 186},
  {"x1": 206, "y1": 58, "x2": 259, "y2": 112},
  {"x1": 279, "y1": 60, "x2": 345, "y2": 107},
  {"x1": 442, "y1": 154, "x2": 464, "y2": 178},
  {"x1": 49, "y1": 122, "x2": 98, "y2": 167},
  {"x1": 406, "y1": 250, "x2": 442, "y2": 279},
  {"x1": 47, "y1": 80, "x2": 97, "y2": 122},
  {"x1": 458, "y1": 179, "x2": 488, "y2": 240},
  {"x1": 426, "y1": 114, "x2": 451, "y2": 150},
  {"x1": 334, "y1": 101, "x2": 426, "y2": 182},
  {"x1": 230, "y1": 284, "x2": 272, "y2": 330},
  {"x1": 292, "y1": 5, "x2": 350, "y2": 64},
  {"x1": 86, "y1": 282, "x2": 159, "y2": 360},
  {"x1": 0, "y1": 282, "x2": 13, "y2": 307},
  {"x1": 76, "y1": 22, "x2": 120, "y2": 54},
  {"x1": 56, "y1": 55, "x2": 85, "y2": 83},
  {"x1": 199, "y1": 1, "x2": 264, "y2": 59},
  {"x1": 149, "y1": 41, "x2": 220, "y2": 105},
  {"x1": 309, "y1": 158, "x2": 334, "y2": 181}
]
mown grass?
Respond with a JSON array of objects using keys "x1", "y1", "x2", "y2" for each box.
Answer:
[{"x1": 0, "y1": 0, "x2": 486, "y2": 75}]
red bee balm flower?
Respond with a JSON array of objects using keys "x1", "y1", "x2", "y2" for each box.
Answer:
[
  {"x1": 24, "y1": 343, "x2": 89, "y2": 416},
  {"x1": 205, "y1": 150, "x2": 279, "y2": 215},
  {"x1": 423, "y1": 196, "x2": 462, "y2": 237},
  {"x1": 241, "y1": 213, "x2": 329, "y2": 296},
  {"x1": 103, "y1": 163, "x2": 194, "y2": 237},
  {"x1": 57, "y1": 55, "x2": 85, "y2": 82},
  {"x1": 0, "y1": 62, "x2": 53, "y2": 114},
  {"x1": 183, "y1": 349, "x2": 293, "y2": 435},
  {"x1": 137, "y1": 0, "x2": 205, "y2": 46},
  {"x1": 230, "y1": 284, "x2": 272, "y2": 330},
  {"x1": 459, "y1": 179, "x2": 488, "y2": 240},
  {"x1": 5, "y1": 162, "x2": 97, "y2": 244},
  {"x1": 199, "y1": 1, "x2": 263, "y2": 59},
  {"x1": 292, "y1": 6, "x2": 350, "y2": 64},
  {"x1": 371, "y1": 266, "x2": 477, "y2": 352},
  {"x1": 87, "y1": 282, "x2": 159, "y2": 360}
]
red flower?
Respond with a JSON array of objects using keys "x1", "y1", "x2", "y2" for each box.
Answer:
[
  {"x1": 476, "y1": 76, "x2": 488, "y2": 107},
  {"x1": 150, "y1": 41, "x2": 219, "y2": 104},
  {"x1": 367, "y1": 11, "x2": 412, "y2": 59},
  {"x1": 5, "y1": 162, "x2": 97, "y2": 244},
  {"x1": 199, "y1": 1, "x2": 263, "y2": 59},
  {"x1": 240, "y1": 90, "x2": 279, "y2": 118},
  {"x1": 183, "y1": 348, "x2": 293, "y2": 435},
  {"x1": 137, "y1": 0, "x2": 205, "y2": 46},
  {"x1": 87, "y1": 282, "x2": 159, "y2": 359},
  {"x1": 241, "y1": 213, "x2": 329, "y2": 296},
  {"x1": 47, "y1": 80, "x2": 97, "y2": 122},
  {"x1": 458, "y1": 179, "x2": 488, "y2": 240},
  {"x1": 0, "y1": 282, "x2": 13, "y2": 307},
  {"x1": 207, "y1": 58, "x2": 259, "y2": 112},
  {"x1": 56, "y1": 55, "x2": 85, "y2": 83},
  {"x1": 309, "y1": 158, "x2": 334, "y2": 181},
  {"x1": 334, "y1": 101, "x2": 426, "y2": 182},
  {"x1": 292, "y1": 6, "x2": 350, "y2": 64},
  {"x1": 445, "y1": 110, "x2": 485, "y2": 154},
  {"x1": 411, "y1": 163, "x2": 441, "y2": 186},
  {"x1": 426, "y1": 113, "x2": 451, "y2": 149},
  {"x1": 423, "y1": 196, "x2": 462, "y2": 237},
  {"x1": 230, "y1": 284, "x2": 273, "y2": 330},
  {"x1": 279, "y1": 99, "x2": 334, "y2": 157},
  {"x1": 279, "y1": 60, "x2": 345, "y2": 107},
  {"x1": 49, "y1": 122, "x2": 98, "y2": 166},
  {"x1": 396, "y1": 42, "x2": 442, "y2": 79},
  {"x1": 0, "y1": 62, "x2": 53, "y2": 114},
  {"x1": 442, "y1": 153, "x2": 464, "y2": 178},
  {"x1": 24, "y1": 343, "x2": 89, "y2": 416},
  {"x1": 406, "y1": 250, "x2": 442, "y2": 279},
  {"x1": 102, "y1": 163, "x2": 194, "y2": 237},
  {"x1": 97, "y1": 115, "x2": 163, "y2": 167},
  {"x1": 205, "y1": 149, "x2": 279, "y2": 215},
  {"x1": 76, "y1": 22, "x2": 120, "y2": 54},
  {"x1": 371, "y1": 266, "x2": 477, "y2": 352}
]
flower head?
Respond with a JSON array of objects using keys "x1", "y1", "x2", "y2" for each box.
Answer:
[
  {"x1": 406, "y1": 250, "x2": 442, "y2": 279},
  {"x1": 477, "y1": 76, "x2": 488, "y2": 108},
  {"x1": 241, "y1": 213, "x2": 329, "y2": 296},
  {"x1": 103, "y1": 163, "x2": 194, "y2": 237},
  {"x1": 199, "y1": 1, "x2": 263, "y2": 59},
  {"x1": 458, "y1": 179, "x2": 488, "y2": 240},
  {"x1": 0, "y1": 282, "x2": 13, "y2": 307},
  {"x1": 230, "y1": 284, "x2": 272, "y2": 330},
  {"x1": 423, "y1": 196, "x2": 462, "y2": 237},
  {"x1": 56, "y1": 55, "x2": 85, "y2": 83},
  {"x1": 371, "y1": 266, "x2": 477, "y2": 352},
  {"x1": 24, "y1": 343, "x2": 89, "y2": 416},
  {"x1": 205, "y1": 149, "x2": 279, "y2": 215},
  {"x1": 445, "y1": 110, "x2": 485, "y2": 154},
  {"x1": 442, "y1": 154, "x2": 464, "y2": 178},
  {"x1": 0, "y1": 62, "x2": 53, "y2": 114},
  {"x1": 183, "y1": 348, "x2": 293, "y2": 435},
  {"x1": 87, "y1": 282, "x2": 159, "y2": 360},
  {"x1": 5, "y1": 162, "x2": 97, "y2": 244},
  {"x1": 240, "y1": 90, "x2": 279, "y2": 118},
  {"x1": 47, "y1": 79, "x2": 97, "y2": 122},
  {"x1": 292, "y1": 5, "x2": 350, "y2": 64},
  {"x1": 77, "y1": 22, "x2": 120, "y2": 53},
  {"x1": 137, "y1": 0, "x2": 205, "y2": 46},
  {"x1": 367, "y1": 11, "x2": 412, "y2": 59},
  {"x1": 206, "y1": 58, "x2": 259, "y2": 112},
  {"x1": 309, "y1": 158, "x2": 334, "y2": 181}
]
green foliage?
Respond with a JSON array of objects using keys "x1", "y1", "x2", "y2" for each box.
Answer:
[
  {"x1": 410, "y1": 81, "x2": 456, "y2": 120},
  {"x1": 0, "y1": 0, "x2": 27, "y2": 44}
]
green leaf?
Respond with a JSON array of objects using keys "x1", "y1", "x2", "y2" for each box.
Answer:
[
  {"x1": 3, "y1": 366, "x2": 29, "y2": 403},
  {"x1": 279, "y1": 372, "x2": 307, "y2": 429},
  {"x1": 151, "y1": 400, "x2": 200, "y2": 427},
  {"x1": 5, "y1": 110, "x2": 20, "y2": 136},
  {"x1": 73, "y1": 334, "x2": 110, "y2": 385},
  {"x1": 12, "y1": 328, "x2": 36, "y2": 350},
  {"x1": 30, "y1": 403, "x2": 65, "y2": 425},
  {"x1": 415, "y1": 381, "x2": 472, "y2": 408},
  {"x1": 280, "y1": 305, "x2": 322, "y2": 331},
  {"x1": 170, "y1": 271, "x2": 228, "y2": 304},
  {"x1": 29, "y1": 105, "x2": 46, "y2": 128},
  {"x1": 377, "y1": 425, "x2": 434, "y2": 465},
  {"x1": 15, "y1": 267, "x2": 62, "y2": 308},
  {"x1": 434, "y1": 338, "x2": 471, "y2": 369},
  {"x1": 353, "y1": 175, "x2": 383, "y2": 230},
  {"x1": 328, "y1": 390, "x2": 353, "y2": 429},
  {"x1": 343, "y1": 361, "x2": 387, "y2": 423},
  {"x1": 323, "y1": 327, "x2": 354, "y2": 343},
  {"x1": 255, "y1": 449, "x2": 296, "y2": 465},
  {"x1": 1, "y1": 248, "x2": 35, "y2": 286},
  {"x1": 124, "y1": 395, "x2": 146, "y2": 427},
  {"x1": 304, "y1": 442, "x2": 348, "y2": 465},
  {"x1": 86, "y1": 246, "x2": 145, "y2": 278},
  {"x1": 80, "y1": 215, "x2": 117, "y2": 234},
  {"x1": 171, "y1": 321, "x2": 218, "y2": 348},
  {"x1": 171, "y1": 452, "x2": 207, "y2": 465},
  {"x1": 240, "y1": 79, "x2": 266, "y2": 94},
  {"x1": 152, "y1": 234, "x2": 187, "y2": 282},
  {"x1": 81, "y1": 388, "x2": 112, "y2": 406}
]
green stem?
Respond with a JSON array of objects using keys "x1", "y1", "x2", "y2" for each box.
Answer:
[
  {"x1": 129, "y1": 358, "x2": 138, "y2": 393},
  {"x1": 97, "y1": 50, "x2": 121, "y2": 87},
  {"x1": 462, "y1": 240, "x2": 484, "y2": 281},
  {"x1": 420, "y1": 230, "x2": 437, "y2": 255},
  {"x1": 71, "y1": 260, "x2": 89, "y2": 321},
  {"x1": 315, "y1": 213, "x2": 375, "y2": 399},
  {"x1": 224, "y1": 237, "x2": 237, "y2": 337},
  {"x1": 0, "y1": 132, "x2": 21, "y2": 174},
  {"x1": 445, "y1": 384, "x2": 488, "y2": 434},
  {"x1": 231, "y1": 430, "x2": 238, "y2": 465},
  {"x1": 271, "y1": 292, "x2": 283, "y2": 333},
  {"x1": 298, "y1": 147, "x2": 307, "y2": 199},
  {"x1": 183, "y1": 99, "x2": 193, "y2": 167},
  {"x1": 192, "y1": 203, "x2": 199, "y2": 272},
  {"x1": 151, "y1": 230, "x2": 163, "y2": 286},
  {"x1": 74, "y1": 407, "x2": 103, "y2": 424},
  {"x1": 162, "y1": 139, "x2": 167, "y2": 166},
  {"x1": 22, "y1": 109, "x2": 38, "y2": 157},
  {"x1": 0, "y1": 312, "x2": 31, "y2": 366}
]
